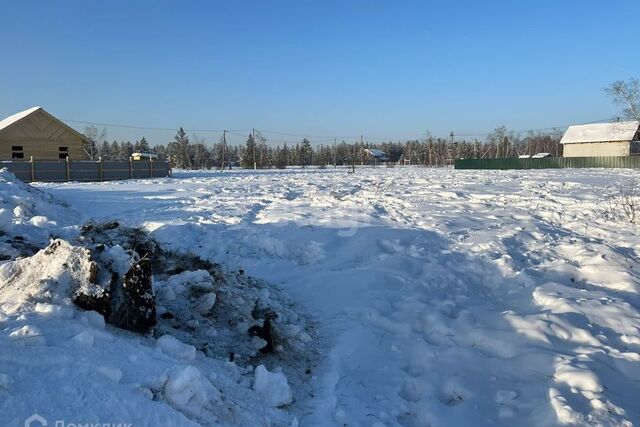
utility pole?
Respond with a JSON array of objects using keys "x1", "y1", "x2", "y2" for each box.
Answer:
[
  {"x1": 252, "y1": 128, "x2": 257, "y2": 170},
  {"x1": 333, "y1": 138, "x2": 337, "y2": 168},
  {"x1": 360, "y1": 134, "x2": 364, "y2": 165},
  {"x1": 222, "y1": 130, "x2": 227, "y2": 170},
  {"x1": 351, "y1": 143, "x2": 356, "y2": 173}
]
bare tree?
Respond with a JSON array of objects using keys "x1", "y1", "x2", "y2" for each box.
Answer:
[
  {"x1": 604, "y1": 78, "x2": 640, "y2": 121},
  {"x1": 82, "y1": 125, "x2": 107, "y2": 159},
  {"x1": 190, "y1": 134, "x2": 209, "y2": 169},
  {"x1": 607, "y1": 178, "x2": 640, "y2": 223}
]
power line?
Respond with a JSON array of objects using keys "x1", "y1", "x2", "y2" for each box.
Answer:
[
  {"x1": 60, "y1": 115, "x2": 622, "y2": 144},
  {"x1": 61, "y1": 118, "x2": 250, "y2": 134}
]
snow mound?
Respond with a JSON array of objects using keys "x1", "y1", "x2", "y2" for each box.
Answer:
[
  {"x1": 0, "y1": 169, "x2": 77, "y2": 258},
  {"x1": 0, "y1": 239, "x2": 95, "y2": 315}
]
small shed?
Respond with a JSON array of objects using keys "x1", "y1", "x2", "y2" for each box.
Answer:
[
  {"x1": 132, "y1": 152, "x2": 158, "y2": 160},
  {"x1": 0, "y1": 106, "x2": 89, "y2": 160},
  {"x1": 532, "y1": 152, "x2": 551, "y2": 158},
  {"x1": 560, "y1": 121, "x2": 640, "y2": 157}
]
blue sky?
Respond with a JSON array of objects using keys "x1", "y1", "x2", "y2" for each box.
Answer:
[{"x1": 2, "y1": 1, "x2": 639, "y2": 146}]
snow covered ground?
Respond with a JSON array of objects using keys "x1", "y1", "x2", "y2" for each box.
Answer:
[{"x1": 2, "y1": 166, "x2": 640, "y2": 426}]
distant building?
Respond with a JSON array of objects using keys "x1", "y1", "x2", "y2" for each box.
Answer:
[
  {"x1": 364, "y1": 148, "x2": 388, "y2": 165},
  {"x1": 531, "y1": 152, "x2": 551, "y2": 158},
  {"x1": 0, "y1": 106, "x2": 89, "y2": 160},
  {"x1": 561, "y1": 121, "x2": 640, "y2": 157},
  {"x1": 131, "y1": 152, "x2": 158, "y2": 160}
]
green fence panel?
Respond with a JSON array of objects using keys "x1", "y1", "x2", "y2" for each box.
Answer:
[{"x1": 454, "y1": 156, "x2": 640, "y2": 170}]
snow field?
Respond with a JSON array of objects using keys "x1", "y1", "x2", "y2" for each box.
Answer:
[{"x1": 16, "y1": 166, "x2": 640, "y2": 426}]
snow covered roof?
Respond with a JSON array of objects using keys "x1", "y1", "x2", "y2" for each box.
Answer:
[
  {"x1": 560, "y1": 121, "x2": 640, "y2": 144},
  {"x1": 132, "y1": 152, "x2": 158, "y2": 159},
  {"x1": 0, "y1": 106, "x2": 42, "y2": 132},
  {"x1": 365, "y1": 148, "x2": 387, "y2": 158},
  {"x1": 0, "y1": 106, "x2": 91, "y2": 144},
  {"x1": 532, "y1": 152, "x2": 551, "y2": 158}
]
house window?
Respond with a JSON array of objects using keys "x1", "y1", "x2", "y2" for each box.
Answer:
[
  {"x1": 59, "y1": 153, "x2": 69, "y2": 159},
  {"x1": 59, "y1": 146, "x2": 69, "y2": 159},
  {"x1": 11, "y1": 145, "x2": 23, "y2": 159}
]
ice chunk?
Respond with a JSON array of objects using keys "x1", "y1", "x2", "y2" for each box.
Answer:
[
  {"x1": 495, "y1": 390, "x2": 518, "y2": 404},
  {"x1": 157, "y1": 334, "x2": 196, "y2": 361},
  {"x1": 0, "y1": 373, "x2": 12, "y2": 390},
  {"x1": 164, "y1": 366, "x2": 220, "y2": 414},
  {"x1": 106, "y1": 245, "x2": 133, "y2": 276},
  {"x1": 79, "y1": 310, "x2": 106, "y2": 329},
  {"x1": 194, "y1": 292, "x2": 216, "y2": 313},
  {"x1": 97, "y1": 366, "x2": 123, "y2": 383},
  {"x1": 251, "y1": 336, "x2": 268, "y2": 351},
  {"x1": 29, "y1": 215, "x2": 56, "y2": 227},
  {"x1": 253, "y1": 365, "x2": 292, "y2": 407},
  {"x1": 8, "y1": 325, "x2": 46, "y2": 346},
  {"x1": 166, "y1": 270, "x2": 214, "y2": 291},
  {"x1": 71, "y1": 330, "x2": 95, "y2": 348},
  {"x1": 156, "y1": 285, "x2": 176, "y2": 301},
  {"x1": 35, "y1": 303, "x2": 75, "y2": 318}
]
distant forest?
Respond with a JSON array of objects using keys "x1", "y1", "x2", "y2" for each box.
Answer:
[{"x1": 82, "y1": 125, "x2": 563, "y2": 169}]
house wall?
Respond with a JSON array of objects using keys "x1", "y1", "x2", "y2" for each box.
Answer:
[
  {"x1": 0, "y1": 109, "x2": 86, "y2": 160},
  {"x1": 562, "y1": 141, "x2": 631, "y2": 157}
]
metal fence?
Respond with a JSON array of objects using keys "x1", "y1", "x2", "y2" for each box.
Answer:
[
  {"x1": 454, "y1": 156, "x2": 640, "y2": 170},
  {"x1": 0, "y1": 158, "x2": 171, "y2": 183}
]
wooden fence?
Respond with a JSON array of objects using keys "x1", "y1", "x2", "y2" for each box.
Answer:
[
  {"x1": 0, "y1": 157, "x2": 171, "y2": 183},
  {"x1": 454, "y1": 156, "x2": 640, "y2": 170}
]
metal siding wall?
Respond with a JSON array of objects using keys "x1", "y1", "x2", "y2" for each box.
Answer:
[
  {"x1": 34, "y1": 161, "x2": 67, "y2": 182},
  {"x1": 132, "y1": 160, "x2": 151, "y2": 179},
  {"x1": 0, "y1": 161, "x2": 32, "y2": 182},
  {"x1": 70, "y1": 161, "x2": 100, "y2": 182},
  {"x1": 0, "y1": 160, "x2": 170, "y2": 182},
  {"x1": 455, "y1": 156, "x2": 640, "y2": 170},
  {"x1": 102, "y1": 161, "x2": 131, "y2": 181}
]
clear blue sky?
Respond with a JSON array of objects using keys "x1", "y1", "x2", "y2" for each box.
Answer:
[{"x1": 1, "y1": 0, "x2": 639, "y2": 146}]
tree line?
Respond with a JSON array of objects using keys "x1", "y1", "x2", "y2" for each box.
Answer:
[{"x1": 82, "y1": 125, "x2": 564, "y2": 169}]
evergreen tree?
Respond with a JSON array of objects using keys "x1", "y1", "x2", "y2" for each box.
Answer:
[
  {"x1": 275, "y1": 144, "x2": 289, "y2": 169},
  {"x1": 121, "y1": 141, "x2": 134, "y2": 158},
  {"x1": 168, "y1": 128, "x2": 191, "y2": 168},
  {"x1": 99, "y1": 141, "x2": 111, "y2": 159},
  {"x1": 242, "y1": 134, "x2": 256, "y2": 169},
  {"x1": 300, "y1": 138, "x2": 312, "y2": 167},
  {"x1": 110, "y1": 141, "x2": 121, "y2": 159},
  {"x1": 135, "y1": 137, "x2": 151, "y2": 153}
]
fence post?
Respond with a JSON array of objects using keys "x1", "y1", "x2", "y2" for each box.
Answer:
[
  {"x1": 30, "y1": 156, "x2": 35, "y2": 182},
  {"x1": 149, "y1": 158, "x2": 153, "y2": 178},
  {"x1": 129, "y1": 157, "x2": 133, "y2": 179},
  {"x1": 66, "y1": 156, "x2": 70, "y2": 182},
  {"x1": 99, "y1": 157, "x2": 103, "y2": 181}
]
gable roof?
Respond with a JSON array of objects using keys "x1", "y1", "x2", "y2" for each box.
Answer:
[
  {"x1": 560, "y1": 121, "x2": 640, "y2": 144},
  {"x1": 0, "y1": 106, "x2": 42, "y2": 132},
  {"x1": 0, "y1": 106, "x2": 90, "y2": 144},
  {"x1": 365, "y1": 148, "x2": 387, "y2": 158}
]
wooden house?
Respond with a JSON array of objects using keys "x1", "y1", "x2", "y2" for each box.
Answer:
[{"x1": 0, "y1": 107, "x2": 89, "y2": 160}]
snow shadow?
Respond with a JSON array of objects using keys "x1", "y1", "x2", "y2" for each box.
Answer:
[{"x1": 147, "y1": 216, "x2": 635, "y2": 426}]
